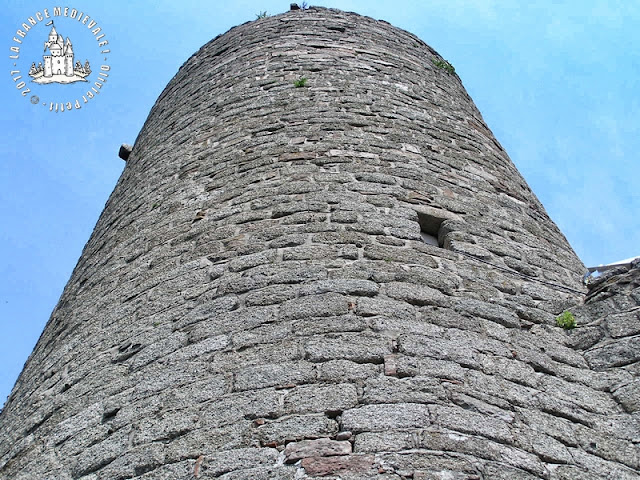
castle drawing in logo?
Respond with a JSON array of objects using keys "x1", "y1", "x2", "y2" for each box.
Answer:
[{"x1": 28, "y1": 21, "x2": 91, "y2": 85}]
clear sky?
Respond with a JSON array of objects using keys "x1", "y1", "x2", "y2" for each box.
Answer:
[{"x1": 1, "y1": 1, "x2": 638, "y2": 406}]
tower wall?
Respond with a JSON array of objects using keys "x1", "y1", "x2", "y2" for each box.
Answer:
[
  {"x1": 44, "y1": 55, "x2": 52, "y2": 77},
  {"x1": 65, "y1": 54, "x2": 73, "y2": 76},
  {"x1": 2, "y1": 8, "x2": 638, "y2": 480}
]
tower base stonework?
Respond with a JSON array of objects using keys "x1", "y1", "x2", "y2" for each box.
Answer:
[{"x1": 1, "y1": 8, "x2": 639, "y2": 480}]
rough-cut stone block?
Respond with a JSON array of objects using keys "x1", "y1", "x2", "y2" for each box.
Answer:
[
  {"x1": 228, "y1": 250, "x2": 277, "y2": 272},
  {"x1": 279, "y1": 151, "x2": 318, "y2": 161},
  {"x1": 396, "y1": 266, "x2": 461, "y2": 294},
  {"x1": 233, "y1": 361, "x2": 316, "y2": 391},
  {"x1": 280, "y1": 293, "x2": 350, "y2": 320},
  {"x1": 70, "y1": 430, "x2": 130, "y2": 478},
  {"x1": 317, "y1": 360, "x2": 382, "y2": 382},
  {"x1": 377, "y1": 452, "x2": 481, "y2": 478},
  {"x1": 230, "y1": 322, "x2": 291, "y2": 349},
  {"x1": 217, "y1": 465, "x2": 297, "y2": 479},
  {"x1": 395, "y1": 354, "x2": 467, "y2": 381},
  {"x1": 245, "y1": 285, "x2": 299, "y2": 306},
  {"x1": 575, "y1": 424, "x2": 640, "y2": 470},
  {"x1": 605, "y1": 311, "x2": 640, "y2": 338},
  {"x1": 301, "y1": 454, "x2": 376, "y2": 476},
  {"x1": 177, "y1": 295, "x2": 240, "y2": 328},
  {"x1": 398, "y1": 333, "x2": 481, "y2": 370},
  {"x1": 565, "y1": 326, "x2": 605, "y2": 350},
  {"x1": 451, "y1": 297, "x2": 521, "y2": 328},
  {"x1": 285, "y1": 438, "x2": 352, "y2": 463},
  {"x1": 283, "y1": 383, "x2": 359, "y2": 414},
  {"x1": 480, "y1": 354, "x2": 539, "y2": 388},
  {"x1": 210, "y1": 341, "x2": 304, "y2": 375},
  {"x1": 305, "y1": 333, "x2": 392, "y2": 363},
  {"x1": 364, "y1": 245, "x2": 438, "y2": 268},
  {"x1": 163, "y1": 424, "x2": 251, "y2": 463},
  {"x1": 49, "y1": 402, "x2": 103, "y2": 446},
  {"x1": 195, "y1": 448, "x2": 280, "y2": 477},
  {"x1": 362, "y1": 375, "x2": 444, "y2": 404},
  {"x1": 342, "y1": 403, "x2": 431, "y2": 433},
  {"x1": 481, "y1": 462, "x2": 542, "y2": 480},
  {"x1": 356, "y1": 296, "x2": 417, "y2": 319},
  {"x1": 539, "y1": 375, "x2": 621, "y2": 415},
  {"x1": 612, "y1": 380, "x2": 640, "y2": 412},
  {"x1": 298, "y1": 279, "x2": 379, "y2": 297},
  {"x1": 429, "y1": 405, "x2": 513, "y2": 444},
  {"x1": 170, "y1": 334, "x2": 228, "y2": 361},
  {"x1": 584, "y1": 336, "x2": 640, "y2": 370},
  {"x1": 257, "y1": 414, "x2": 338, "y2": 445},
  {"x1": 383, "y1": 282, "x2": 448, "y2": 307}
]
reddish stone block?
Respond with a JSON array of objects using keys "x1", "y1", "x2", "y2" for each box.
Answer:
[
  {"x1": 384, "y1": 354, "x2": 398, "y2": 376},
  {"x1": 285, "y1": 438, "x2": 352, "y2": 463}
]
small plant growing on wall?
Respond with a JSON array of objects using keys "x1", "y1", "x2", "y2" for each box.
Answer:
[
  {"x1": 294, "y1": 77, "x2": 308, "y2": 87},
  {"x1": 432, "y1": 58, "x2": 455, "y2": 74},
  {"x1": 256, "y1": 11, "x2": 269, "y2": 19},
  {"x1": 556, "y1": 311, "x2": 577, "y2": 329}
]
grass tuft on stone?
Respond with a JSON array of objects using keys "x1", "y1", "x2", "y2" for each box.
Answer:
[
  {"x1": 432, "y1": 58, "x2": 455, "y2": 74},
  {"x1": 556, "y1": 311, "x2": 577, "y2": 329},
  {"x1": 294, "y1": 77, "x2": 308, "y2": 88}
]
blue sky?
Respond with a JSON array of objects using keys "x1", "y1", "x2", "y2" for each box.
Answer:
[{"x1": 1, "y1": 1, "x2": 638, "y2": 405}]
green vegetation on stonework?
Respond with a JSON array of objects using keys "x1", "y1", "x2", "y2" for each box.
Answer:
[
  {"x1": 556, "y1": 311, "x2": 577, "y2": 329},
  {"x1": 294, "y1": 77, "x2": 308, "y2": 88},
  {"x1": 255, "y1": 11, "x2": 268, "y2": 19},
  {"x1": 432, "y1": 58, "x2": 455, "y2": 74}
]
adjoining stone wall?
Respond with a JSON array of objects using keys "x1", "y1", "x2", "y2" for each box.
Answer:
[
  {"x1": 1, "y1": 7, "x2": 637, "y2": 480},
  {"x1": 574, "y1": 261, "x2": 640, "y2": 385}
]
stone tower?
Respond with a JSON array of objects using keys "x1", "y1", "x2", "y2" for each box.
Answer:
[
  {"x1": 64, "y1": 38, "x2": 74, "y2": 77},
  {"x1": 2, "y1": 7, "x2": 639, "y2": 480}
]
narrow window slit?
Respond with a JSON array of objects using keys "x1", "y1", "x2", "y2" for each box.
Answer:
[{"x1": 416, "y1": 210, "x2": 447, "y2": 248}]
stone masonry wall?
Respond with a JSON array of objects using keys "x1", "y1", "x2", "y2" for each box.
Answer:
[{"x1": 1, "y1": 7, "x2": 638, "y2": 480}]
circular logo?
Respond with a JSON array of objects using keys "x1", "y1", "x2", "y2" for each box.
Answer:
[{"x1": 9, "y1": 7, "x2": 111, "y2": 113}]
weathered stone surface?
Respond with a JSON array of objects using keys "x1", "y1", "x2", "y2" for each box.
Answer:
[
  {"x1": 217, "y1": 465, "x2": 297, "y2": 479},
  {"x1": 383, "y1": 282, "x2": 448, "y2": 306},
  {"x1": 196, "y1": 448, "x2": 280, "y2": 477},
  {"x1": 585, "y1": 336, "x2": 640, "y2": 370},
  {"x1": 256, "y1": 414, "x2": 338, "y2": 445},
  {"x1": 1, "y1": 6, "x2": 637, "y2": 480},
  {"x1": 280, "y1": 293, "x2": 350, "y2": 320},
  {"x1": 283, "y1": 383, "x2": 359, "y2": 414},
  {"x1": 605, "y1": 310, "x2": 640, "y2": 338},
  {"x1": 233, "y1": 361, "x2": 316, "y2": 391},
  {"x1": 301, "y1": 454, "x2": 376, "y2": 476},
  {"x1": 429, "y1": 404, "x2": 514, "y2": 444},
  {"x1": 362, "y1": 375, "x2": 444, "y2": 404},
  {"x1": 356, "y1": 296, "x2": 417, "y2": 319},
  {"x1": 378, "y1": 452, "x2": 483, "y2": 479},
  {"x1": 612, "y1": 380, "x2": 640, "y2": 412},
  {"x1": 305, "y1": 333, "x2": 392, "y2": 363},
  {"x1": 284, "y1": 438, "x2": 352, "y2": 463},
  {"x1": 317, "y1": 360, "x2": 382, "y2": 382},
  {"x1": 342, "y1": 403, "x2": 431, "y2": 432}
]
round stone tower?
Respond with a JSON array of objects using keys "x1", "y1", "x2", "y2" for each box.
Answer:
[{"x1": 2, "y1": 7, "x2": 638, "y2": 480}]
